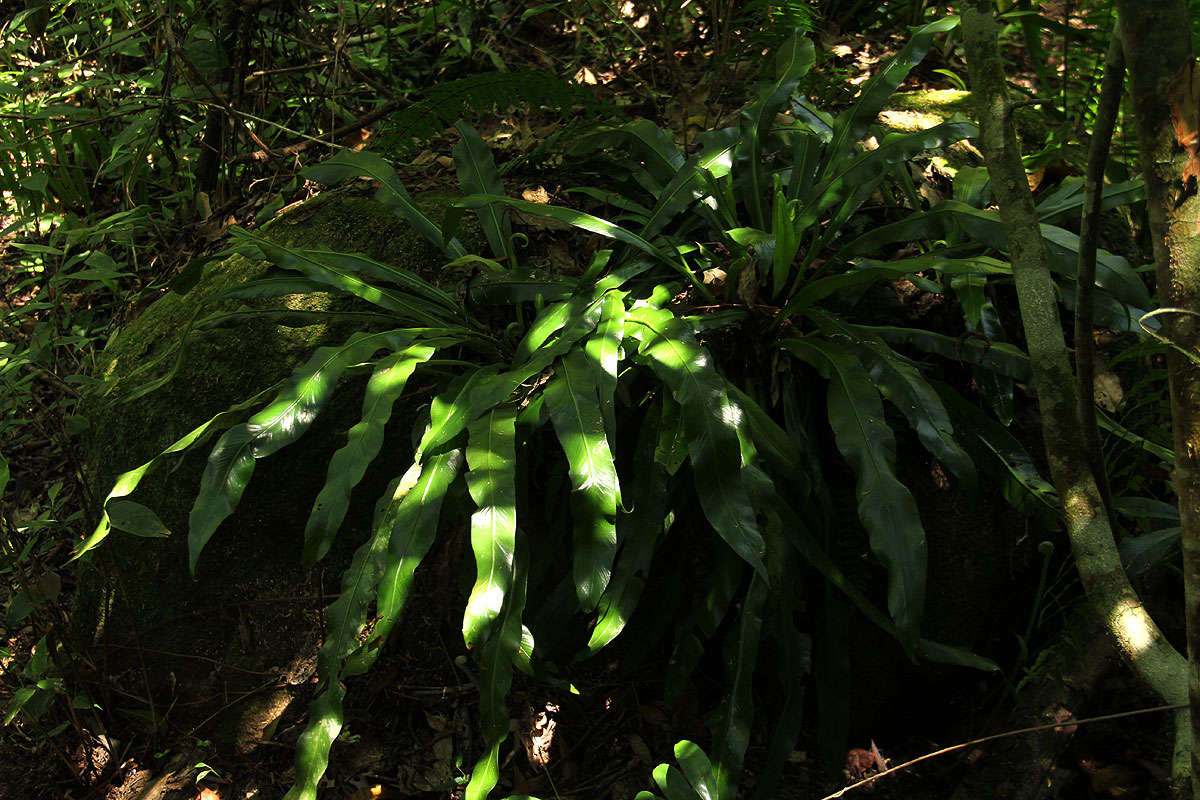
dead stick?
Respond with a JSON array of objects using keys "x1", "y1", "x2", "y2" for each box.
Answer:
[{"x1": 820, "y1": 702, "x2": 1189, "y2": 799}]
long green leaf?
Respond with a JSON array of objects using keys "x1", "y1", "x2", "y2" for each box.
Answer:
[
  {"x1": 585, "y1": 290, "x2": 627, "y2": 440},
  {"x1": 455, "y1": 194, "x2": 708, "y2": 294},
  {"x1": 544, "y1": 348, "x2": 620, "y2": 610},
  {"x1": 858, "y1": 324, "x2": 1033, "y2": 381},
  {"x1": 302, "y1": 342, "x2": 441, "y2": 566},
  {"x1": 674, "y1": 741, "x2": 720, "y2": 800},
  {"x1": 808, "y1": 311, "x2": 975, "y2": 488},
  {"x1": 417, "y1": 293, "x2": 607, "y2": 458},
  {"x1": 73, "y1": 382, "x2": 283, "y2": 560},
  {"x1": 1035, "y1": 177, "x2": 1144, "y2": 225},
  {"x1": 463, "y1": 406, "x2": 519, "y2": 650},
  {"x1": 783, "y1": 337, "x2": 926, "y2": 637},
  {"x1": 188, "y1": 330, "x2": 409, "y2": 572},
  {"x1": 302, "y1": 148, "x2": 467, "y2": 258},
  {"x1": 838, "y1": 199, "x2": 1151, "y2": 309},
  {"x1": 454, "y1": 121, "x2": 517, "y2": 267},
  {"x1": 228, "y1": 227, "x2": 462, "y2": 326},
  {"x1": 710, "y1": 576, "x2": 767, "y2": 800},
  {"x1": 738, "y1": 31, "x2": 817, "y2": 228},
  {"x1": 372, "y1": 451, "x2": 463, "y2": 639},
  {"x1": 465, "y1": 533, "x2": 528, "y2": 800},
  {"x1": 571, "y1": 119, "x2": 686, "y2": 182},
  {"x1": 281, "y1": 681, "x2": 346, "y2": 800},
  {"x1": 626, "y1": 304, "x2": 767, "y2": 579},
  {"x1": 587, "y1": 400, "x2": 672, "y2": 653},
  {"x1": 723, "y1": 383, "x2": 810, "y2": 496},
  {"x1": 639, "y1": 130, "x2": 740, "y2": 242},
  {"x1": 743, "y1": 460, "x2": 997, "y2": 671}
]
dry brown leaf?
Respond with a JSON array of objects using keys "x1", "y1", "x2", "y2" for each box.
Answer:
[
  {"x1": 1052, "y1": 707, "x2": 1078, "y2": 735},
  {"x1": 522, "y1": 186, "x2": 551, "y2": 204},
  {"x1": 1168, "y1": 58, "x2": 1200, "y2": 194},
  {"x1": 340, "y1": 128, "x2": 371, "y2": 151},
  {"x1": 522, "y1": 702, "x2": 559, "y2": 768}
]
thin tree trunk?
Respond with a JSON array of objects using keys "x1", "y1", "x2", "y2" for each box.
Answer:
[
  {"x1": 960, "y1": 1, "x2": 1191, "y2": 785},
  {"x1": 1117, "y1": 1, "x2": 1200, "y2": 796},
  {"x1": 195, "y1": 0, "x2": 241, "y2": 196},
  {"x1": 1075, "y1": 27, "x2": 1123, "y2": 521}
]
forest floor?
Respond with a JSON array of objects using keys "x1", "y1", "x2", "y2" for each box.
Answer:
[{"x1": 0, "y1": 6, "x2": 1185, "y2": 800}]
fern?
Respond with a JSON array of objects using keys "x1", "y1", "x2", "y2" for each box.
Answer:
[{"x1": 378, "y1": 69, "x2": 609, "y2": 156}]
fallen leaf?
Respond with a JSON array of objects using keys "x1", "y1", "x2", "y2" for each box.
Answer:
[
  {"x1": 1168, "y1": 58, "x2": 1200, "y2": 200},
  {"x1": 1052, "y1": 707, "x2": 1078, "y2": 735},
  {"x1": 411, "y1": 150, "x2": 438, "y2": 167},
  {"x1": 522, "y1": 186, "x2": 551, "y2": 204}
]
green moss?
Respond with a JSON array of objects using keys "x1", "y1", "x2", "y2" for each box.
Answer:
[
  {"x1": 885, "y1": 88, "x2": 1048, "y2": 149},
  {"x1": 888, "y1": 88, "x2": 974, "y2": 123}
]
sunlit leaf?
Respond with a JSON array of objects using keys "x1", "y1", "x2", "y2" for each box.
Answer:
[
  {"x1": 587, "y1": 400, "x2": 671, "y2": 653},
  {"x1": 465, "y1": 534, "x2": 527, "y2": 800},
  {"x1": 626, "y1": 303, "x2": 767, "y2": 578},
  {"x1": 303, "y1": 342, "x2": 442, "y2": 566},
  {"x1": 189, "y1": 330, "x2": 410, "y2": 572},
  {"x1": 462, "y1": 406, "x2": 519, "y2": 650},
  {"x1": 544, "y1": 348, "x2": 620, "y2": 610}
]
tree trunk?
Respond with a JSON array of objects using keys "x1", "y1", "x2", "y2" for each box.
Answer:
[
  {"x1": 195, "y1": 0, "x2": 241, "y2": 197},
  {"x1": 960, "y1": 0, "x2": 1192, "y2": 786},
  {"x1": 1117, "y1": 1, "x2": 1200, "y2": 795}
]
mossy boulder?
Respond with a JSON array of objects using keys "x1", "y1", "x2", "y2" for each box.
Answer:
[{"x1": 75, "y1": 189, "x2": 466, "y2": 750}]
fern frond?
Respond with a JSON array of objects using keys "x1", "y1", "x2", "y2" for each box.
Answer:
[{"x1": 380, "y1": 70, "x2": 607, "y2": 155}]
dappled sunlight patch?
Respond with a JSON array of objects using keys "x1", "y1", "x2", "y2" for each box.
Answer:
[{"x1": 1109, "y1": 597, "x2": 1156, "y2": 655}]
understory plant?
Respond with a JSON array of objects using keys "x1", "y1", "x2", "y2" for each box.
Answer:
[{"x1": 72, "y1": 16, "x2": 1157, "y2": 800}]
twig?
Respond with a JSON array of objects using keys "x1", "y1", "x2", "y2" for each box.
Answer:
[
  {"x1": 227, "y1": 97, "x2": 404, "y2": 165},
  {"x1": 820, "y1": 702, "x2": 1188, "y2": 799}
]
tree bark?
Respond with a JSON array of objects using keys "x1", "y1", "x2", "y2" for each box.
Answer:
[
  {"x1": 960, "y1": 0, "x2": 1192, "y2": 785},
  {"x1": 1117, "y1": 1, "x2": 1200, "y2": 795},
  {"x1": 1075, "y1": 28, "x2": 1123, "y2": 522}
]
